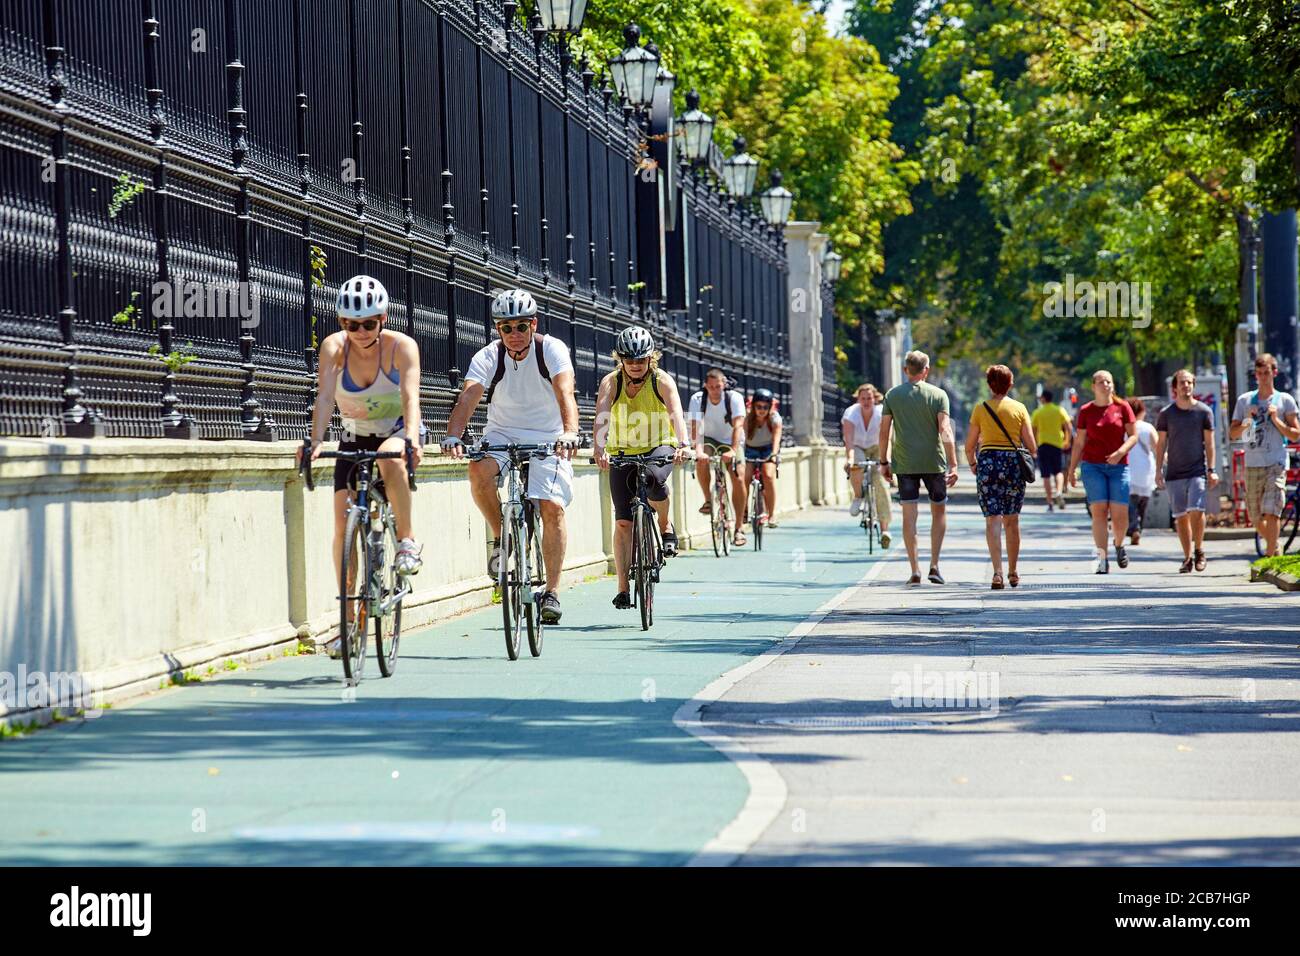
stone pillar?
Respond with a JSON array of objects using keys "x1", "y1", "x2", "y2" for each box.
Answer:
[{"x1": 784, "y1": 221, "x2": 829, "y2": 446}]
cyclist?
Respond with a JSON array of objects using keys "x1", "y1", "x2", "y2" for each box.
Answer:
[
  {"x1": 741, "y1": 388, "x2": 783, "y2": 531},
  {"x1": 689, "y1": 368, "x2": 746, "y2": 537},
  {"x1": 841, "y1": 382, "x2": 892, "y2": 548},
  {"x1": 300, "y1": 275, "x2": 426, "y2": 659},
  {"x1": 593, "y1": 326, "x2": 690, "y2": 610},
  {"x1": 442, "y1": 289, "x2": 581, "y2": 624}
]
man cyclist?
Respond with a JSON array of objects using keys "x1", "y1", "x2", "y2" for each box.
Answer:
[
  {"x1": 300, "y1": 275, "x2": 426, "y2": 659},
  {"x1": 442, "y1": 289, "x2": 580, "y2": 624},
  {"x1": 593, "y1": 326, "x2": 690, "y2": 610},
  {"x1": 689, "y1": 368, "x2": 746, "y2": 546}
]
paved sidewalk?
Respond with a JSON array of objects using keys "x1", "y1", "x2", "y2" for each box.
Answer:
[{"x1": 704, "y1": 502, "x2": 1300, "y2": 865}]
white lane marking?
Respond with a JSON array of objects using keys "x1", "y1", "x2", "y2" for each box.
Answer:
[
  {"x1": 673, "y1": 553, "x2": 895, "y2": 867},
  {"x1": 233, "y1": 822, "x2": 598, "y2": 843}
]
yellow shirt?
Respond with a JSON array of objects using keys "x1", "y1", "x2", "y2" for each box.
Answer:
[
  {"x1": 607, "y1": 371, "x2": 678, "y2": 455},
  {"x1": 971, "y1": 396, "x2": 1030, "y2": 451},
  {"x1": 1030, "y1": 402, "x2": 1071, "y2": 448}
]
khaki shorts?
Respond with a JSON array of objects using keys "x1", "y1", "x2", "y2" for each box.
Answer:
[{"x1": 1245, "y1": 464, "x2": 1287, "y2": 521}]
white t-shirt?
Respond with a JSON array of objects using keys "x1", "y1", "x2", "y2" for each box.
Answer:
[
  {"x1": 841, "y1": 403, "x2": 882, "y2": 449},
  {"x1": 747, "y1": 409, "x2": 783, "y2": 447},
  {"x1": 688, "y1": 389, "x2": 745, "y2": 444},
  {"x1": 1128, "y1": 420, "x2": 1158, "y2": 495},
  {"x1": 465, "y1": 335, "x2": 573, "y2": 441}
]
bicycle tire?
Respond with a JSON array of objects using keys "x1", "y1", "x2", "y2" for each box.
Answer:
[
  {"x1": 339, "y1": 508, "x2": 368, "y2": 684},
  {"x1": 864, "y1": 489, "x2": 875, "y2": 554},
  {"x1": 637, "y1": 508, "x2": 655, "y2": 631},
  {"x1": 710, "y1": 474, "x2": 723, "y2": 557},
  {"x1": 374, "y1": 512, "x2": 403, "y2": 677},
  {"x1": 719, "y1": 479, "x2": 731, "y2": 556},
  {"x1": 1282, "y1": 498, "x2": 1299, "y2": 554},
  {"x1": 500, "y1": 512, "x2": 523, "y2": 660},
  {"x1": 751, "y1": 479, "x2": 764, "y2": 551},
  {"x1": 525, "y1": 503, "x2": 544, "y2": 658}
]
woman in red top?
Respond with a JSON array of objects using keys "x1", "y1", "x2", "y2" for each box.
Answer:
[{"x1": 1067, "y1": 369, "x2": 1138, "y2": 573}]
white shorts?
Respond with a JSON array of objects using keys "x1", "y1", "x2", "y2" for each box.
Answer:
[
  {"x1": 480, "y1": 429, "x2": 574, "y2": 508},
  {"x1": 848, "y1": 446, "x2": 882, "y2": 466}
]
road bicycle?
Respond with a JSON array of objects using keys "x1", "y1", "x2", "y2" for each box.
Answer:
[
  {"x1": 1254, "y1": 449, "x2": 1299, "y2": 557},
  {"x1": 745, "y1": 453, "x2": 779, "y2": 551},
  {"x1": 701, "y1": 441, "x2": 734, "y2": 557},
  {"x1": 298, "y1": 437, "x2": 417, "y2": 684},
  {"x1": 468, "y1": 440, "x2": 575, "y2": 660},
  {"x1": 608, "y1": 452, "x2": 678, "y2": 631},
  {"x1": 853, "y1": 455, "x2": 884, "y2": 554}
]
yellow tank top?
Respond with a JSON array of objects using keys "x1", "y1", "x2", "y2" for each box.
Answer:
[{"x1": 608, "y1": 371, "x2": 678, "y2": 455}]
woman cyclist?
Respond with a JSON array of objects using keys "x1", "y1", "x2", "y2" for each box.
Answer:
[
  {"x1": 299, "y1": 275, "x2": 425, "y2": 658},
  {"x1": 740, "y1": 388, "x2": 783, "y2": 541},
  {"x1": 593, "y1": 326, "x2": 691, "y2": 611}
]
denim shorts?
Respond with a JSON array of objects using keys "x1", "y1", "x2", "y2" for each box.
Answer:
[
  {"x1": 1167, "y1": 475, "x2": 1207, "y2": 517},
  {"x1": 1080, "y1": 460, "x2": 1130, "y2": 505}
]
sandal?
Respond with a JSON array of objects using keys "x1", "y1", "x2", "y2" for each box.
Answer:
[
  {"x1": 1008, "y1": 571, "x2": 1019, "y2": 588},
  {"x1": 1194, "y1": 548, "x2": 1206, "y2": 572},
  {"x1": 991, "y1": 572, "x2": 1005, "y2": 590},
  {"x1": 907, "y1": 572, "x2": 922, "y2": 586},
  {"x1": 733, "y1": 530, "x2": 747, "y2": 547},
  {"x1": 698, "y1": 501, "x2": 712, "y2": 515}
]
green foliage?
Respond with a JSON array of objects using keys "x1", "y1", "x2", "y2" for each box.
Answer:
[
  {"x1": 310, "y1": 243, "x2": 328, "y2": 350},
  {"x1": 1254, "y1": 554, "x2": 1300, "y2": 576},
  {"x1": 111, "y1": 291, "x2": 142, "y2": 327},
  {"x1": 148, "y1": 341, "x2": 198, "y2": 374},
  {"x1": 108, "y1": 173, "x2": 147, "y2": 219}
]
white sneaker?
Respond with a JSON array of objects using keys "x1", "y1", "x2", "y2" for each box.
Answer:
[
  {"x1": 325, "y1": 636, "x2": 344, "y2": 660},
  {"x1": 850, "y1": 497, "x2": 864, "y2": 516},
  {"x1": 396, "y1": 538, "x2": 423, "y2": 576}
]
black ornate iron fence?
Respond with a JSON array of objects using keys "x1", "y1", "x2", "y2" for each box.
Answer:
[{"x1": 0, "y1": 0, "x2": 790, "y2": 440}]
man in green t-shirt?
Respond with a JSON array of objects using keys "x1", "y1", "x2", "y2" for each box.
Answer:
[{"x1": 880, "y1": 350, "x2": 959, "y2": 585}]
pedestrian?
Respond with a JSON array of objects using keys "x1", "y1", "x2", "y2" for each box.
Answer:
[
  {"x1": 1154, "y1": 370, "x2": 1219, "y2": 572},
  {"x1": 842, "y1": 382, "x2": 892, "y2": 548},
  {"x1": 1031, "y1": 389, "x2": 1073, "y2": 510},
  {"x1": 964, "y1": 365, "x2": 1037, "y2": 589},
  {"x1": 880, "y1": 350, "x2": 959, "y2": 585},
  {"x1": 1229, "y1": 353, "x2": 1300, "y2": 557},
  {"x1": 1125, "y1": 397, "x2": 1158, "y2": 545},
  {"x1": 1067, "y1": 369, "x2": 1138, "y2": 574}
]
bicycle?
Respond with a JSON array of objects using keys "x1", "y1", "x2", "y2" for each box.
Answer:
[
  {"x1": 298, "y1": 436, "x2": 417, "y2": 684},
  {"x1": 701, "y1": 442, "x2": 734, "y2": 557},
  {"x1": 745, "y1": 453, "x2": 779, "y2": 551},
  {"x1": 468, "y1": 440, "x2": 573, "y2": 660},
  {"x1": 854, "y1": 456, "x2": 884, "y2": 554},
  {"x1": 1254, "y1": 448, "x2": 1299, "y2": 557},
  {"x1": 608, "y1": 452, "x2": 679, "y2": 631}
]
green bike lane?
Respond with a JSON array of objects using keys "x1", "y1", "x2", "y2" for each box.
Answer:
[{"x1": 1, "y1": 508, "x2": 888, "y2": 866}]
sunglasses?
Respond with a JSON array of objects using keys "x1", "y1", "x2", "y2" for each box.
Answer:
[
  {"x1": 341, "y1": 319, "x2": 379, "y2": 333},
  {"x1": 1255, "y1": 363, "x2": 1275, "y2": 370},
  {"x1": 496, "y1": 320, "x2": 533, "y2": 335},
  {"x1": 753, "y1": 403, "x2": 771, "y2": 411}
]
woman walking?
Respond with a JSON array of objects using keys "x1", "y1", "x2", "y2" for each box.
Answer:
[
  {"x1": 964, "y1": 365, "x2": 1037, "y2": 589},
  {"x1": 1125, "y1": 397, "x2": 1158, "y2": 545},
  {"x1": 1067, "y1": 370, "x2": 1139, "y2": 573}
]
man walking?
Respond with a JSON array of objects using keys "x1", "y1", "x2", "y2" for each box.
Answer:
[
  {"x1": 1031, "y1": 389, "x2": 1073, "y2": 510},
  {"x1": 880, "y1": 350, "x2": 959, "y2": 585},
  {"x1": 1155, "y1": 370, "x2": 1218, "y2": 573},
  {"x1": 1230, "y1": 353, "x2": 1300, "y2": 556}
]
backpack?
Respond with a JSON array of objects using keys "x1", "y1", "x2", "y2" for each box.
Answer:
[
  {"x1": 691, "y1": 389, "x2": 742, "y2": 422},
  {"x1": 615, "y1": 368, "x2": 665, "y2": 405},
  {"x1": 485, "y1": 333, "x2": 551, "y2": 403}
]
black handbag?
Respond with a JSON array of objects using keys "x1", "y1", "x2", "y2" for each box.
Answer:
[{"x1": 981, "y1": 401, "x2": 1036, "y2": 483}]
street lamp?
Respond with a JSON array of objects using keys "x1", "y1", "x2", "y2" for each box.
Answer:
[
  {"x1": 759, "y1": 169, "x2": 793, "y2": 227},
  {"x1": 721, "y1": 135, "x2": 758, "y2": 198},
  {"x1": 609, "y1": 23, "x2": 659, "y2": 109},
  {"x1": 676, "y1": 89, "x2": 713, "y2": 164},
  {"x1": 535, "y1": 0, "x2": 588, "y2": 33},
  {"x1": 822, "y1": 248, "x2": 842, "y2": 282}
]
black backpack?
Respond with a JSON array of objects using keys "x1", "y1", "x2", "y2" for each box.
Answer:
[
  {"x1": 615, "y1": 368, "x2": 665, "y2": 405},
  {"x1": 485, "y1": 333, "x2": 551, "y2": 403}
]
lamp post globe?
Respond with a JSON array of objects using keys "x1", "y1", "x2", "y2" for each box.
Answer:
[{"x1": 722, "y1": 135, "x2": 758, "y2": 198}]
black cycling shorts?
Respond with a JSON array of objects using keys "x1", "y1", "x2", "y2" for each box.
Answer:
[
  {"x1": 896, "y1": 472, "x2": 947, "y2": 504},
  {"x1": 333, "y1": 434, "x2": 391, "y2": 493},
  {"x1": 610, "y1": 445, "x2": 674, "y2": 522}
]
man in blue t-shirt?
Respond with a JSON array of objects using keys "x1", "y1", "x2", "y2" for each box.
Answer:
[{"x1": 1230, "y1": 353, "x2": 1300, "y2": 557}]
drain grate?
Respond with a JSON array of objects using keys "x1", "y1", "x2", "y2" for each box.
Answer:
[{"x1": 756, "y1": 714, "x2": 994, "y2": 729}]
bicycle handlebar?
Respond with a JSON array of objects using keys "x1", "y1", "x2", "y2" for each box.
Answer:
[{"x1": 298, "y1": 437, "x2": 417, "y2": 493}]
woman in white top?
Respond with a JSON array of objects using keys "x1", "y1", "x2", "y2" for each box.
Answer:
[
  {"x1": 1125, "y1": 396, "x2": 1158, "y2": 545},
  {"x1": 840, "y1": 383, "x2": 892, "y2": 547}
]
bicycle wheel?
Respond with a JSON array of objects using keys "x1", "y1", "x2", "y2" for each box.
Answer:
[
  {"x1": 1282, "y1": 498, "x2": 1299, "y2": 554},
  {"x1": 719, "y1": 481, "x2": 731, "y2": 556},
  {"x1": 636, "y1": 508, "x2": 656, "y2": 631},
  {"x1": 864, "y1": 491, "x2": 875, "y2": 554},
  {"x1": 710, "y1": 474, "x2": 723, "y2": 557},
  {"x1": 750, "y1": 480, "x2": 764, "y2": 551},
  {"x1": 339, "y1": 508, "x2": 368, "y2": 684},
  {"x1": 525, "y1": 504, "x2": 545, "y2": 658},
  {"x1": 500, "y1": 512, "x2": 524, "y2": 660},
  {"x1": 374, "y1": 513, "x2": 403, "y2": 677}
]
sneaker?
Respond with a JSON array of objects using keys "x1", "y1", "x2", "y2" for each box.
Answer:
[
  {"x1": 1179, "y1": 557, "x2": 1194, "y2": 573},
  {"x1": 487, "y1": 540, "x2": 502, "y2": 577},
  {"x1": 538, "y1": 590, "x2": 562, "y2": 624},
  {"x1": 1115, "y1": 543, "x2": 1129, "y2": 569},
  {"x1": 907, "y1": 572, "x2": 922, "y2": 587},
  {"x1": 1194, "y1": 549, "x2": 1207, "y2": 572},
  {"x1": 662, "y1": 530, "x2": 679, "y2": 557},
  {"x1": 612, "y1": 591, "x2": 632, "y2": 610},
  {"x1": 1046, "y1": 500, "x2": 1054, "y2": 511},
  {"x1": 850, "y1": 497, "x2": 864, "y2": 516},
  {"x1": 1057, "y1": 499, "x2": 1066, "y2": 510},
  {"x1": 880, "y1": 531, "x2": 892, "y2": 549},
  {"x1": 1130, "y1": 530, "x2": 1141, "y2": 546},
  {"x1": 767, "y1": 517, "x2": 779, "y2": 528},
  {"x1": 325, "y1": 635, "x2": 344, "y2": 660},
  {"x1": 1095, "y1": 551, "x2": 1109, "y2": 574},
  {"x1": 928, "y1": 567, "x2": 944, "y2": 585},
  {"x1": 396, "y1": 538, "x2": 423, "y2": 576}
]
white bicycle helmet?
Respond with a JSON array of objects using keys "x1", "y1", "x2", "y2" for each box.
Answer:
[
  {"x1": 491, "y1": 288, "x2": 538, "y2": 320},
  {"x1": 615, "y1": 325, "x2": 655, "y2": 359},
  {"x1": 336, "y1": 275, "x2": 389, "y2": 318}
]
